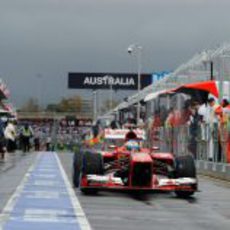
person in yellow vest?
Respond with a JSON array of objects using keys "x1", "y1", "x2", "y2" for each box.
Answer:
[{"x1": 21, "y1": 124, "x2": 33, "y2": 152}]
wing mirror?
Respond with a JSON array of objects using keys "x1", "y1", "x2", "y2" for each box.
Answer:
[
  {"x1": 108, "y1": 145, "x2": 116, "y2": 150},
  {"x1": 153, "y1": 137, "x2": 160, "y2": 141},
  {"x1": 152, "y1": 146, "x2": 159, "y2": 151}
]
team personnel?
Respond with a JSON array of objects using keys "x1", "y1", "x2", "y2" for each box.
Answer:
[
  {"x1": 4, "y1": 120, "x2": 17, "y2": 153},
  {"x1": 221, "y1": 99, "x2": 230, "y2": 163},
  {"x1": 0, "y1": 119, "x2": 6, "y2": 160},
  {"x1": 21, "y1": 124, "x2": 33, "y2": 152}
]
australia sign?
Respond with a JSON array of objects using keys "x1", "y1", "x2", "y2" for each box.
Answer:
[{"x1": 68, "y1": 73, "x2": 152, "y2": 90}]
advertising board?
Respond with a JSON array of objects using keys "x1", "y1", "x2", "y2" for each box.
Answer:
[{"x1": 68, "y1": 73, "x2": 152, "y2": 90}]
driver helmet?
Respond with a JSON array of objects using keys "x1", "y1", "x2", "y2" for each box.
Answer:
[{"x1": 125, "y1": 140, "x2": 140, "y2": 151}]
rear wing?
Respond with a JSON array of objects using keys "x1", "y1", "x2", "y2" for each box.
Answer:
[{"x1": 104, "y1": 129, "x2": 146, "y2": 140}]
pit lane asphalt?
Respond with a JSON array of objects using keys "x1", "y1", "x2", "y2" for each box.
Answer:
[
  {"x1": 0, "y1": 152, "x2": 229, "y2": 230},
  {"x1": 0, "y1": 151, "x2": 37, "y2": 212},
  {"x1": 59, "y1": 152, "x2": 230, "y2": 230}
]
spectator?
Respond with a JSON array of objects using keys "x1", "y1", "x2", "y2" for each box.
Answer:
[
  {"x1": 165, "y1": 107, "x2": 181, "y2": 127},
  {"x1": 221, "y1": 98, "x2": 230, "y2": 108},
  {"x1": 207, "y1": 97, "x2": 222, "y2": 123},
  {"x1": 220, "y1": 98, "x2": 230, "y2": 163},
  {"x1": 34, "y1": 129, "x2": 41, "y2": 151},
  {"x1": 46, "y1": 136, "x2": 52, "y2": 151},
  {"x1": 4, "y1": 120, "x2": 17, "y2": 153},
  {"x1": 0, "y1": 119, "x2": 6, "y2": 160},
  {"x1": 181, "y1": 99, "x2": 193, "y2": 125},
  {"x1": 206, "y1": 98, "x2": 222, "y2": 161},
  {"x1": 110, "y1": 119, "x2": 119, "y2": 129},
  {"x1": 137, "y1": 117, "x2": 145, "y2": 128},
  {"x1": 92, "y1": 121, "x2": 100, "y2": 138},
  {"x1": 221, "y1": 98, "x2": 230, "y2": 121},
  {"x1": 188, "y1": 101, "x2": 201, "y2": 158}
]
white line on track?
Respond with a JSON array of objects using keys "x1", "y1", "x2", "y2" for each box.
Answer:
[
  {"x1": 54, "y1": 152, "x2": 92, "y2": 230},
  {"x1": 0, "y1": 153, "x2": 41, "y2": 230},
  {"x1": 0, "y1": 152, "x2": 92, "y2": 230}
]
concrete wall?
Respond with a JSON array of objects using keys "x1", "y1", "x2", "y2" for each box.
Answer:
[{"x1": 196, "y1": 160, "x2": 230, "y2": 181}]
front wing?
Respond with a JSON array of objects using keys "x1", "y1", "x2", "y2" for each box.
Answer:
[{"x1": 80, "y1": 175, "x2": 197, "y2": 192}]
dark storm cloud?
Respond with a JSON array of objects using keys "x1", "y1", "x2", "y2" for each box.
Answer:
[{"x1": 0, "y1": 0, "x2": 230, "y2": 107}]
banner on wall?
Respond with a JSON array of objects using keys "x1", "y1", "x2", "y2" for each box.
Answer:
[
  {"x1": 68, "y1": 73, "x2": 152, "y2": 90},
  {"x1": 152, "y1": 71, "x2": 171, "y2": 84}
]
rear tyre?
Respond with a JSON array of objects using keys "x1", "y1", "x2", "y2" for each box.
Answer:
[
  {"x1": 174, "y1": 155, "x2": 196, "y2": 198},
  {"x1": 80, "y1": 151, "x2": 104, "y2": 194}
]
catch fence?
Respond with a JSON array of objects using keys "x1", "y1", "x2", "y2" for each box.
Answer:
[{"x1": 149, "y1": 123, "x2": 230, "y2": 164}]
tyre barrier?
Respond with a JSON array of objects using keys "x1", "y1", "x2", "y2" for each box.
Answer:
[{"x1": 196, "y1": 160, "x2": 230, "y2": 181}]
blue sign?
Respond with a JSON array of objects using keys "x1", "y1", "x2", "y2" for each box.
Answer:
[{"x1": 152, "y1": 71, "x2": 171, "y2": 84}]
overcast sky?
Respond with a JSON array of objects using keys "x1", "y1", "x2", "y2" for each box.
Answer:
[{"x1": 1, "y1": 0, "x2": 230, "y2": 108}]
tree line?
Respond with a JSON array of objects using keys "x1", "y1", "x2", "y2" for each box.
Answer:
[{"x1": 18, "y1": 95, "x2": 118, "y2": 113}]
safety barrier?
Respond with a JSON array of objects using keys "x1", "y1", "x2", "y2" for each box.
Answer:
[
  {"x1": 196, "y1": 160, "x2": 230, "y2": 181},
  {"x1": 148, "y1": 123, "x2": 230, "y2": 180},
  {"x1": 149, "y1": 123, "x2": 230, "y2": 164}
]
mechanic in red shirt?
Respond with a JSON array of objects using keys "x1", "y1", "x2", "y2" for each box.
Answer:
[
  {"x1": 220, "y1": 99, "x2": 230, "y2": 163},
  {"x1": 165, "y1": 107, "x2": 182, "y2": 127}
]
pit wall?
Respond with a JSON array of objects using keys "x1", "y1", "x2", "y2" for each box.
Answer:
[
  {"x1": 196, "y1": 160, "x2": 230, "y2": 181},
  {"x1": 148, "y1": 124, "x2": 230, "y2": 181}
]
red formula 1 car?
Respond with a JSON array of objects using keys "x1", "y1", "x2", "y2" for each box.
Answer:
[{"x1": 73, "y1": 129, "x2": 197, "y2": 198}]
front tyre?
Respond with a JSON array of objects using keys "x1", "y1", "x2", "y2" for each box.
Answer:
[
  {"x1": 80, "y1": 151, "x2": 104, "y2": 194},
  {"x1": 174, "y1": 155, "x2": 197, "y2": 198},
  {"x1": 175, "y1": 190, "x2": 195, "y2": 198},
  {"x1": 72, "y1": 151, "x2": 83, "y2": 188}
]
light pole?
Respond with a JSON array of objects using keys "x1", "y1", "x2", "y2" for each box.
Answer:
[
  {"x1": 219, "y1": 54, "x2": 230, "y2": 101},
  {"x1": 36, "y1": 73, "x2": 43, "y2": 111},
  {"x1": 202, "y1": 51, "x2": 214, "y2": 80},
  {"x1": 93, "y1": 90, "x2": 97, "y2": 122},
  {"x1": 127, "y1": 43, "x2": 142, "y2": 124},
  {"x1": 109, "y1": 75, "x2": 114, "y2": 111},
  {"x1": 110, "y1": 83, "x2": 113, "y2": 110}
]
